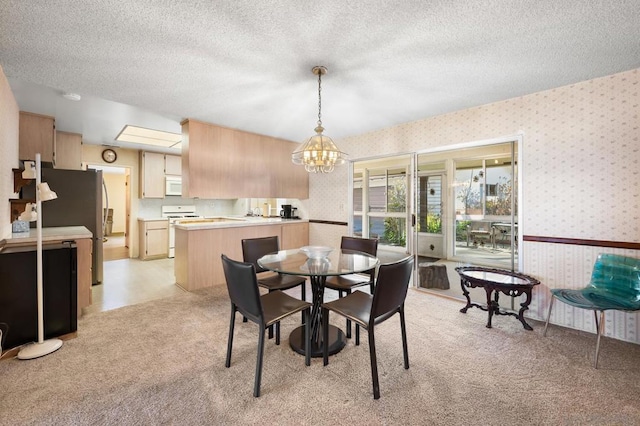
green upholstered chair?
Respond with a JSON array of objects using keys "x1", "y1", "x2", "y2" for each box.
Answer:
[{"x1": 543, "y1": 253, "x2": 640, "y2": 368}]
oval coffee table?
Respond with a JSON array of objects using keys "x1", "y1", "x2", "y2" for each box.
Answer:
[{"x1": 455, "y1": 266, "x2": 540, "y2": 330}]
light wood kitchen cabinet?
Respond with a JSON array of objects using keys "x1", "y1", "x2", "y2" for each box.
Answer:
[
  {"x1": 181, "y1": 119, "x2": 309, "y2": 199},
  {"x1": 138, "y1": 219, "x2": 169, "y2": 259},
  {"x1": 281, "y1": 222, "x2": 309, "y2": 249},
  {"x1": 165, "y1": 154, "x2": 181, "y2": 175},
  {"x1": 54, "y1": 131, "x2": 83, "y2": 170},
  {"x1": 19, "y1": 112, "x2": 55, "y2": 163},
  {"x1": 139, "y1": 151, "x2": 165, "y2": 198}
]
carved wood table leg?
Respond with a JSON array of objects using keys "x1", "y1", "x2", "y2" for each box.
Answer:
[
  {"x1": 517, "y1": 289, "x2": 534, "y2": 330},
  {"x1": 460, "y1": 278, "x2": 472, "y2": 313},
  {"x1": 485, "y1": 287, "x2": 496, "y2": 328}
]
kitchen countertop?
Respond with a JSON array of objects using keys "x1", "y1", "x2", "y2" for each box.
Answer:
[
  {"x1": 0, "y1": 226, "x2": 93, "y2": 251},
  {"x1": 174, "y1": 216, "x2": 308, "y2": 231},
  {"x1": 138, "y1": 217, "x2": 169, "y2": 222}
]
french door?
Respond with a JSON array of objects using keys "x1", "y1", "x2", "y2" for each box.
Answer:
[
  {"x1": 349, "y1": 138, "x2": 520, "y2": 294},
  {"x1": 415, "y1": 140, "x2": 519, "y2": 271},
  {"x1": 352, "y1": 155, "x2": 411, "y2": 253}
]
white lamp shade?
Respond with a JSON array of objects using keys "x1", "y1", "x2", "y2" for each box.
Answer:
[
  {"x1": 38, "y1": 182, "x2": 58, "y2": 201},
  {"x1": 22, "y1": 161, "x2": 36, "y2": 179},
  {"x1": 18, "y1": 203, "x2": 37, "y2": 222}
]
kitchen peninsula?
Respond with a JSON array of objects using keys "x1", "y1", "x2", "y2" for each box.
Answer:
[{"x1": 173, "y1": 217, "x2": 308, "y2": 291}]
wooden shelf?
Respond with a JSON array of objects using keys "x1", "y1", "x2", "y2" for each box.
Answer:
[
  {"x1": 12, "y1": 168, "x2": 34, "y2": 193},
  {"x1": 9, "y1": 199, "x2": 35, "y2": 221}
]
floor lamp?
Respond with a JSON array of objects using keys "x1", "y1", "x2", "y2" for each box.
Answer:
[{"x1": 17, "y1": 153, "x2": 62, "y2": 360}]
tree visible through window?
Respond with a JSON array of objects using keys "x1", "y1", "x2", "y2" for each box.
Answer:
[
  {"x1": 455, "y1": 162, "x2": 513, "y2": 217},
  {"x1": 418, "y1": 175, "x2": 442, "y2": 234},
  {"x1": 383, "y1": 176, "x2": 406, "y2": 246}
]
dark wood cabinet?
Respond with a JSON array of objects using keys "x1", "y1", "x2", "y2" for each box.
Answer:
[{"x1": 0, "y1": 242, "x2": 77, "y2": 351}]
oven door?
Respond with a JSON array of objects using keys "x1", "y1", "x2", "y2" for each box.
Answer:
[{"x1": 168, "y1": 220, "x2": 176, "y2": 258}]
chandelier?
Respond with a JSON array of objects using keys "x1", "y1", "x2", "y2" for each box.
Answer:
[{"x1": 292, "y1": 66, "x2": 348, "y2": 173}]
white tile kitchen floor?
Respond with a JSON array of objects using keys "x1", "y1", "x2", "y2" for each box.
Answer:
[{"x1": 84, "y1": 257, "x2": 186, "y2": 315}]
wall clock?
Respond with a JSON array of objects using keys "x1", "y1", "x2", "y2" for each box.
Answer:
[{"x1": 102, "y1": 148, "x2": 117, "y2": 163}]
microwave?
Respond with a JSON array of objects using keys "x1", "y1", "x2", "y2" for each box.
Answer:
[{"x1": 165, "y1": 176, "x2": 182, "y2": 196}]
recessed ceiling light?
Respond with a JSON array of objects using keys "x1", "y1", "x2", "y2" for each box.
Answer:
[
  {"x1": 115, "y1": 125, "x2": 181, "y2": 148},
  {"x1": 62, "y1": 92, "x2": 81, "y2": 101}
]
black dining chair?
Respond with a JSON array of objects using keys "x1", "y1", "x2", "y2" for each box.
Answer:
[
  {"x1": 221, "y1": 254, "x2": 311, "y2": 397},
  {"x1": 322, "y1": 256, "x2": 414, "y2": 399},
  {"x1": 242, "y1": 236, "x2": 307, "y2": 338},
  {"x1": 324, "y1": 236, "x2": 378, "y2": 338}
]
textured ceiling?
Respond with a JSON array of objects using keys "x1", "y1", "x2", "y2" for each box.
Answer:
[{"x1": 1, "y1": 0, "x2": 640, "y2": 152}]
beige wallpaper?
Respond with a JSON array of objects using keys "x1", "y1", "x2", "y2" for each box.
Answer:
[
  {"x1": 308, "y1": 68, "x2": 640, "y2": 344},
  {"x1": 0, "y1": 65, "x2": 19, "y2": 239},
  {"x1": 102, "y1": 172, "x2": 127, "y2": 234}
]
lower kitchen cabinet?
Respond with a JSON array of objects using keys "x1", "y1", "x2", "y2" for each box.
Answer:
[
  {"x1": 138, "y1": 219, "x2": 169, "y2": 260},
  {"x1": 281, "y1": 222, "x2": 309, "y2": 249}
]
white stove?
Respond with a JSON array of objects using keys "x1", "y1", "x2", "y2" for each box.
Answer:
[{"x1": 162, "y1": 206, "x2": 203, "y2": 257}]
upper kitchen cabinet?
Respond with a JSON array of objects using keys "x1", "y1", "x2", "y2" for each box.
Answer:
[
  {"x1": 54, "y1": 131, "x2": 83, "y2": 170},
  {"x1": 139, "y1": 151, "x2": 165, "y2": 198},
  {"x1": 19, "y1": 112, "x2": 55, "y2": 163},
  {"x1": 165, "y1": 154, "x2": 181, "y2": 176},
  {"x1": 181, "y1": 119, "x2": 308, "y2": 199}
]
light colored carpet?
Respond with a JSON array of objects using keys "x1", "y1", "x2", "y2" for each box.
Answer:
[{"x1": 2, "y1": 285, "x2": 640, "y2": 425}]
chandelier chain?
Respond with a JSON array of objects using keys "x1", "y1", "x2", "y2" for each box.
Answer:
[
  {"x1": 291, "y1": 65, "x2": 347, "y2": 173},
  {"x1": 317, "y1": 71, "x2": 322, "y2": 127}
]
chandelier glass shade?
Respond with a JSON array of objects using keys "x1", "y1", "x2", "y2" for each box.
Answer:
[{"x1": 292, "y1": 66, "x2": 347, "y2": 173}]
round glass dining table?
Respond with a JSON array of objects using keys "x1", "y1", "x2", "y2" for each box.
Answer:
[{"x1": 258, "y1": 248, "x2": 379, "y2": 357}]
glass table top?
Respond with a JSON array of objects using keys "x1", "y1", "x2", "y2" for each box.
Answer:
[
  {"x1": 455, "y1": 266, "x2": 539, "y2": 286},
  {"x1": 258, "y1": 248, "x2": 379, "y2": 277}
]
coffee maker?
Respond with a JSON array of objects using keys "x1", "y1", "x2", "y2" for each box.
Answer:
[{"x1": 280, "y1": 204, "x2": 295, "y2": 219}]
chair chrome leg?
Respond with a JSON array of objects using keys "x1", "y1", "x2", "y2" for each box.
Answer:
[
  {"x1": 543, "y1": 296, "x2": 555, "y2": 337},
  {"x1": 254, "y1": 328, "x2": 265, "y2": 397},
  {"x1": 594, "y1": 310, "x2": 605, "y2": 369},
  {"x1": 368, "y1": 327, "x2": 380, "y2": 399},
  {"x1": 225, "y1": 306, "x2": 236, "y2": 368}
]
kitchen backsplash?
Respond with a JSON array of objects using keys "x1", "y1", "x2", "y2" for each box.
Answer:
[
  {"x1": 138, "y1": 197, "x2": 306, "y2": 219},
  {"x1": 138, "y1": 198, "x2": 237, "y2": 218}
]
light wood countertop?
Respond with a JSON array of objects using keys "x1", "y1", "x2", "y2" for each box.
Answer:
[{"x1": 174, "y1": 217, "x2": 307, "y2": 231}]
